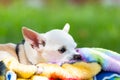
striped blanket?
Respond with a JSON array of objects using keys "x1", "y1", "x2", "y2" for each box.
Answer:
[{"x1": 76, "y1": 48, "x2": 120, "y2": 80}]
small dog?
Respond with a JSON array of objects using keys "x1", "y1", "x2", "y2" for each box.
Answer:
[{"x1": 0, "y1": 23, "x2": 80, "y2": 65}]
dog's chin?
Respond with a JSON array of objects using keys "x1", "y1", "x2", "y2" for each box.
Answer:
[
  {"x1": 47, "y1": 60, "x2": 70, "y2": 66},
  {"x1": 47, "y1": 55, "x2": 82, "y2": 65},
  {"x1": 62, "y1": 57, "x2": 81, "y2": 65},
  {"x1": 57, "y1": 60, "x2": 80, "y2": 66},
  {"x1": 51, "y1": 60, "x2": 80, "y2": 66},
  {"x1": 68, "y1": 59, "x2": 80, "y2": 64},
  {"x1": 48, "y1": 61, "x2": 67, "y2": 65}
]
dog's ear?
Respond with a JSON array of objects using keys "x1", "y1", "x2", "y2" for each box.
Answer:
[
  {"x1": 63, "y1": 23, "x2": 70, "y2": 33},
  {"x1": 22, "y1": 27, "x2": 45, "y2": 48}
]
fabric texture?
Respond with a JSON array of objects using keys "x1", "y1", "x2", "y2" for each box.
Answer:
[{"x1": 76, "y1": 48, "x2": 120, "y2": 80}]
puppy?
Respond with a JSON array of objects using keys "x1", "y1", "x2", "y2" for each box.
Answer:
[{"x1": 0, "y1": 23, "x2": 80, "y2": 65}]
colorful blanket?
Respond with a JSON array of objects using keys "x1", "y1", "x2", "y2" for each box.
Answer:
[
  {"x1": 76, "y1": 48, "x2": 120, "y2": 80},
  {"x1": 0, "y1": 48, "x2": 120, "y2": 80},
  {"x1": 0, "y1": 57, "x2": 101, "y2": 80}
]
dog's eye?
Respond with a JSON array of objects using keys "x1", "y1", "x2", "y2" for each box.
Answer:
[
  {"x1": 58, "y1": 46, "x2": 66, "y2": 53},
  {"x1": 42, "y1": 40, "x2": 45, "y2": 47}
]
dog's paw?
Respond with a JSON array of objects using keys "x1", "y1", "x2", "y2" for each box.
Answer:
[{"x1": 36, "y1": 66, "x2": 44, "y2": 74}]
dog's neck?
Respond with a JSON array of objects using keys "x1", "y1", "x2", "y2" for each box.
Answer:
[
  {"x1": 23, "y1": 41, "x2": 40, "y2": 65},
  {"x1": 16, "y1": 40, "x2": 46, "y2": 65},
  {"x1": 15, "y1": 40, "x2": 39, "y2": 65}
]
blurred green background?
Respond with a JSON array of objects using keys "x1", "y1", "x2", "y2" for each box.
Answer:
[{"x1": 0, "y1": 0, "x2": 120, "y2": 53}]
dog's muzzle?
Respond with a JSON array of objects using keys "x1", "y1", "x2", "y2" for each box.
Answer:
[
  {"x1": 69, "y1": 54, "x2": 81, "y2": 64},
  {"x1": 73, "y1": 54, "x2": 81, "y2": 61}
]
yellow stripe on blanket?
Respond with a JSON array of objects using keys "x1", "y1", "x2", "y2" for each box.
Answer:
[{"x1": 2, "y1": 57, "x2": 101, "y2": 80}]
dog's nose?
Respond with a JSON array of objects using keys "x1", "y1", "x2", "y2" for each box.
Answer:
[{"x1": 73, "y1": 54, "x2": 81, "y2": 61}]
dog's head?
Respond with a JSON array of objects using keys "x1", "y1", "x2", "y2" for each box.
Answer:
[{"x1": 22, "y1": 23, "x2": 80, "y2": 65}]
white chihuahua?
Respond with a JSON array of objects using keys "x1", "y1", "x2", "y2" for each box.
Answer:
[
  {"x1": 0, "y1": 23, "x2": 80, "y2": 65},
  {"x1": 0, "y1": 23, "x2": 100, "y2": 80}
]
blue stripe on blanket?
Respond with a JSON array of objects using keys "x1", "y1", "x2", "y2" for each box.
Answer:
[{"x1": 94, "y1": 71, "x2": 120, "y2": 80}]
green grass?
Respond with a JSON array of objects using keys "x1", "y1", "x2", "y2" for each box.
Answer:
[{"x1": 0, "y1": 3, "x2": 120, "y2": 53}]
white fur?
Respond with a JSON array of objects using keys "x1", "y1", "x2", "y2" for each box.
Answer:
[
  {"x1": 23, "y1": 23, "x2": 78, "y2": 65},
  {"x1": 24, "y1": 41, "x2": 47, "y2": 64},
  {"x1": 0, "y1": 51, "x2": 13, "y2": 61},
  {"x1": 63, "y1": 23, "x2": 70, "y2": 33}
]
